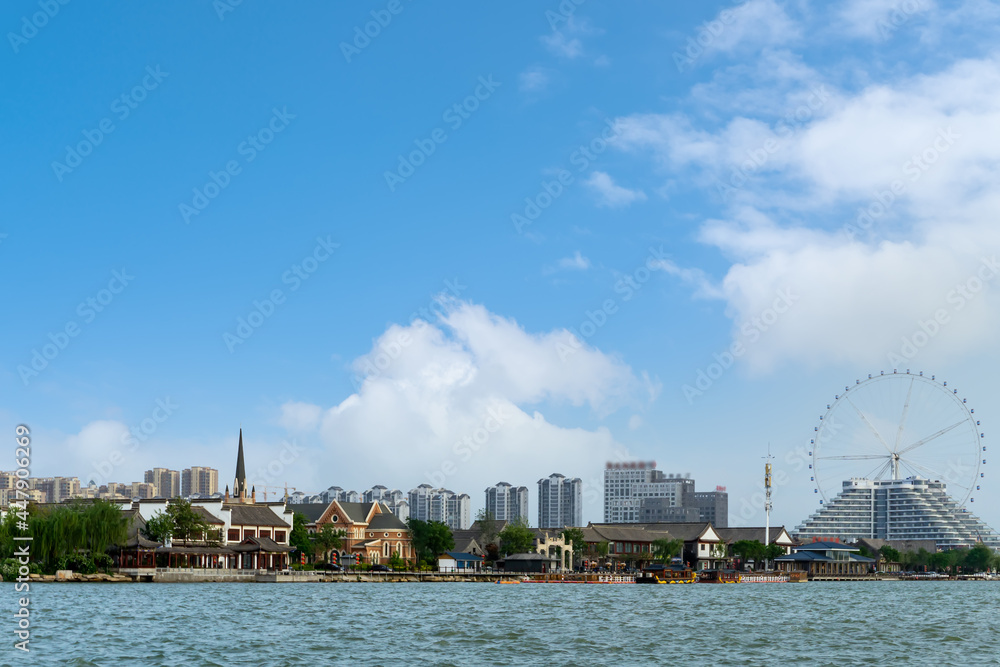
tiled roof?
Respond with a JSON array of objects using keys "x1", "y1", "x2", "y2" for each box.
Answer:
[
  {"x1": 716, "y1": 526, "x2": 793, "y2": 545},
  {"x1": 795, "y1": 541, "x2": 859, "y2": 551},
  {"x1": 288, "y1": 503, "x2": 326, "y2": 523},
  {"x1": 368, "y1": 513, "x2": 407, "y2": 531},
  {"x1": 228, "y1": 504, "x2": 291, "y2": 528},
  {"x1": 229, "y1": 536, "x2": 293, "y2": 552},
  {"x1": 192, "y1": 506, "x2": 225, "y2": 525},
  {"x1": 336, "y1": 501, "x2": 373, "y2": 523},
  {"x1": 442, "y1": 552, "x2": 482, "y2": 561},
  {"x1": 583, "y1": 524, "x2": 673, "y2": 543}
]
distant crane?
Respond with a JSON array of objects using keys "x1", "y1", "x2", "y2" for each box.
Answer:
[{"x1": 259, "y1": 484, "x2": 297, "y2": 502}]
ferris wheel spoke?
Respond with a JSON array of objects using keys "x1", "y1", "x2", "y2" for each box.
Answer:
[
  {"x1": 817, "y1": 454, "x2": 890, "y2": 460},
  {"x1": 893, "y1": 377, "x2": 915, "y2": 453},
  {"x1": 898, "y1": 420, "x2": 966, "y2": 455},
  {"x1": 866, "y1": 459, "x2": 893, "y2": 480},
  {"x1": 847, "y1": 397, "x2": 894, "y2": 455}
]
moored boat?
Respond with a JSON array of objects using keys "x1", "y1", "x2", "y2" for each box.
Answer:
[
  {"x1": 636, "y1": 563, "x2": 696, "y2": 584},
  {"x1": 697, "y1": 569, "x2": 741, "y2": 583}
]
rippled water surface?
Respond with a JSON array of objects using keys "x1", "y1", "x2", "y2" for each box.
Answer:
[{"x1": 4, "y1": 581, "x2": 1000, "y2": 665}]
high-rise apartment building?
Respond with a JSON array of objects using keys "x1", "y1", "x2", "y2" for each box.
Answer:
[
  {"x1": 537, "y1": 473, "x2": 582, "y2": 529},
  {"x1": 144, "y1": 468, "x2": 181, "y2": 497},
  {"x1": 603, "y1": 462, "x2": 694, "y2": 523},
  {"x1": 182, "y1": 467, "x2": 219, "y2": 497},
  {"x1": 485, "y1": 482, "x2": 530, "y2": 523},
  {"x1": 408, "y1": 485, "x2": 471, "y2": 529}
]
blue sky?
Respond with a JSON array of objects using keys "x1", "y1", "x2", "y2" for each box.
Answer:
[{"x1": 4, "y1": 0, "x2": 1000, "y2": 529}]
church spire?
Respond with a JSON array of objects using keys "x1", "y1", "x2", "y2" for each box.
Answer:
[{"x1": 234, "y1": 428, "x2": 247, "y2": 502}]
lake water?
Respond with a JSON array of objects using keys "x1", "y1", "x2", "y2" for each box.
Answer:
[{"x1": 4, "y1": 581, "x2": 999, "y2": 665}]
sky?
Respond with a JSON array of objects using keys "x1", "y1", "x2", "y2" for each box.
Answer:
[{"x1": 4, "y1": 0, "x2": 1000, "y2": 530}]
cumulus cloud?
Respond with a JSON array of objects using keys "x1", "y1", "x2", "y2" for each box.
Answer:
[
  {"x1": 613, "y1": 55, "x2": 1000, "y2": 372},
  {"x1": 584, "y1": 171, "x2": 647, "y2": 208},
  {"x1": 279, "y1": 300, "x2": 641, "y2": 517}
]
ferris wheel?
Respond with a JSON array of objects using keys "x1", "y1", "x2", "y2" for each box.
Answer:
[{"x1": 809, "y1": 370, "x2": 985, "y2": 506}]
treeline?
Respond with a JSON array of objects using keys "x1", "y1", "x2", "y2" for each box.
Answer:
[
  {"x1": 0, "y1": 500, "x2": 127, "y2": 577},
  {"x1": 864, "y1": 543, "x2": 997, "y2": 573}
]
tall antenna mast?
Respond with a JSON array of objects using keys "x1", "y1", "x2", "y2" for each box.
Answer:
[{"x1": 763, "y1": 444, "x2": 773, "y2": 558}]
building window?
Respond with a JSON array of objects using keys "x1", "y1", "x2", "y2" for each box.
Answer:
[
  {"x1": 228, "y1": 529, "x2": 240, "y2": 541},
  {"x1": 274, "y1": 530, "x2": 286, "y2": 543},
  {"x1": 259, "y1": 530, "x2": 271, "y2": 539}
]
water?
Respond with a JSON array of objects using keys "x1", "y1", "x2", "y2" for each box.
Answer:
[{"x1": 3, "y1": 581, "x2": 999, "y2": 665}]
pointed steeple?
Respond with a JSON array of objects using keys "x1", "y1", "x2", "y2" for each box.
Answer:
[{"x1": 234, "y1": 428, "x2": 247, "y2": 502}]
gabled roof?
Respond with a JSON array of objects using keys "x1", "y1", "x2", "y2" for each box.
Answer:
[
  {"x1": 368, "y1": 513, "x2": 407, "y2": 531},
  {"x1": 228, "y1": 504, "x2": 291, "y2": 528},
  {"x1": 795, "y1": 541, "x2": 859, "y2": 552},
  {"x1": 288, "y1": 503, "x2": 326, "y2": 524},
  {"x1": 333, "y1": 501, "x2": 373, "y2": 523},
  {"x1": 454, "y1": 537, "x2": 482, "y2": 555},
  {"x1": 191, "y1": 506, "x2": 225, "y2": 525},
  {"x1": 230, "y1": 535, "x2": 293, "y2": 552},
  {"x1": 716, "y1": 526, "x2": 794, "y2": 546},
  {"x1": 583, "y1": 524, "x2": 670, "y2": 543},
  {"x1": 440, "y1": 552, "x2": 482, "y2": 562}
]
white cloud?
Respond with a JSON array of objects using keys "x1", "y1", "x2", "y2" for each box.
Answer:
[
  {"x1": 689, "y1": 0, "x2": 800, "y2": 57},
  {"x1": 584, "y1": 171, "x2": 647, "y2": 208},
  {"x1": 541, "y1": 17, "x2": 600, "y2": 59},
  {"x1": 837, "y1": 0, "x2": 935, "y2": 40},
  {"x1": 613, "y1": 56, "x2": 1000, "y2": 372},
  {"x1": 557, "y1": 251, "x2": 591, "y2": 271},
  {"x1": 542, "y1": 30, "x2": 583, "y2": 58},
  {"x1": 518, "y1": 66, "x2": 552, "y2": 93},
  {"x1": 279, "y1": 402, "x2": 322, "y2": 432},
  {"x1": 279, "y1": 300, "x2": 641, "y2": 517}
]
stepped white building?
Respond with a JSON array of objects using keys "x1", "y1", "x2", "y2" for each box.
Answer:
[{"x1": 795, "y1": 476, "x2": 1000, "y2": 550}]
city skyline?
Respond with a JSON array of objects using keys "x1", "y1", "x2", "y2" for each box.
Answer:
[{"x1": 4, "y1": 1, "x2": 1000, "y2": 531}]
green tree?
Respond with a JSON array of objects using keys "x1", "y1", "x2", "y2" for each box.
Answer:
[
  {"x1": 763, "y1": 543, "x2": 785, "y2": 563},
  {"x1": 407, "y1": 519, "x2": 455, "y2": 566},
  {"x1": 26, "y1": 500, "x2": 128, "y2": 573},
  {"x1": 165, "y1": 499, "x2": 210, "y2": 544},
  {"x1": 731, "y1": 540, "x2": 765, "y2": 567},
  {"x1": 387, "y1": 551, "x2": 406, "y2": 571},
  {"x1": 879, "y1": 545, "x2": 901, "y2": 566},
  {"x1": 289, "y1": 513, "x2": 313, "y2": 560},
  {"x1": 498, "y1": 516, "x2": 535, "y2": 556},
  {"x1": 651, "y1": 538, "x2": 684, "y2": 562},
  {"x1": 142, "y1": 512, "x2": 174, "y2": 543},
  {"x1": 561, "y1": 527, "x2": 586, "y2": 567},
  {"x1": 965, "y1": 544, "x2": 993, "y2": 573},
  {"x1": 475, "y1": 509, "x2": 501, "y2": 547},
  {"x1": 311, "y1": 525, "x2": 346, "y2": 561}
]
